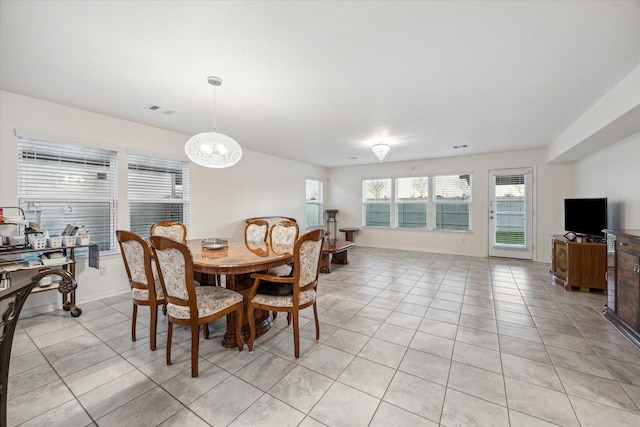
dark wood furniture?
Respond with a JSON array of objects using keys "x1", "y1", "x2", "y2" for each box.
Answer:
[
  {"x1": 320, "y1": 240, "x2": 354, "y2": 274},
  {"x1": 188, "y1": 239, "x2": 293, "y2": 348},
  {"x1": 551, "y1": 234, "x2": 607, "y2": 291},
  {"x1": 603, "y1": 229, "x2": 640, "y2": 348},
  {"x1": 339, "y1": 227, "x2": 360, "y2": 242}
]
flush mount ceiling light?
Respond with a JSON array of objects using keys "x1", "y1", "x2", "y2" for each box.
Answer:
[
  {"x1": 372, "y1": 143, "x2": 390, "y2": 162},
  {"x1": 185, "y1": 76, "x2": 242, "y2": 168}
]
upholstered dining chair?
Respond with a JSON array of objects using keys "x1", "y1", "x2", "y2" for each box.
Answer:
[
  {"x1": 150, "y1": 220, "x2": 187, "y2": 242},
  {"x1": 244, "y1": 218, "x2": 269, "y2": 244},
  {"x1": 268, "y1": 220, "x2": 299, "y2": 277},
  {"x1": 247, "y1": 228, "x2": 325, "y2": 358},
  {"x1": 150, "y1": 235, "x2": 243, "y2": 377},
  {"x1": 116, "y1": 230, "x2": 166, "y2": 351}
]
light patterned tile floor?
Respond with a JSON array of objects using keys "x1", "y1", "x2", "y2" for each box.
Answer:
[{"x1": 7, "y1": 247, "x2": 640, "y2": 426}]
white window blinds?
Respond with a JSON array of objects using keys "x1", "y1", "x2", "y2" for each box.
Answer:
[
  {"x1": 18, "y1": 138, "x2": 118, "y2": 251},
  {"x1": 128, "y1": 154, "x2": 190, "y2": 238}
]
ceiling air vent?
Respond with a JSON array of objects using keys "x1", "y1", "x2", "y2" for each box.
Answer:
[{"x1": 145, "y1": 104, "x2": 161, "y2": 111}]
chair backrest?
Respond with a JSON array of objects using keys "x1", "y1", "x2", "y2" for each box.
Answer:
[
  {"x1": 245, "y1": 219, "x2": 269, "y2": 243},
  {"x1": 150, "y1": 221, "x2": 187, "y2": 243},
  {"x1": 270, "y1": 220, "x2": 299, "y2": 246},
  {"x1": 149, "y1": 235, "x2": 197, "y2": 318},
  {"x1": 116, "y1": 230, "x2": 158, "y2": 300},
  {"x1": 293, "y1": 229, "x2": 325, "y2": 292}
]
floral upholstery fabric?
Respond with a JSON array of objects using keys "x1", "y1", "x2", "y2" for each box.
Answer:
[
  {"x1": 167, "y1": 286, "x2": 243, "y2": 319},
  {"x1": 154, "y1": 247, "x2": 188, "y2": 300},
  {"x1": 268, "y1": 264, "x2": 292, "y2": 277},
  {"x1": 246, "y1": 223, "x2": 267, "y2": 243},
  {"x1": 271, "y1": 223, "x2": 297, "y2": 245},
  {"x1": 252, "y1": 288, "x2": 316, "y2": 307},
  {"x1": 122, "y1": 239, "x2": 164, "y2": 301},
  {"x1": 151, "y1": 225, "x2": 185, "y2": 242},
  {"x1": 299, "y1": 239, "x2": 322, "y2": 286},
  {"x1": 121, "y1": 240, "x2": 148, "y2": 285}
]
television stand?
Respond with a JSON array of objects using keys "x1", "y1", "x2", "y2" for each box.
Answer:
[{"x1": 551, "y1": 235, "x2": 607, "y2": 291}]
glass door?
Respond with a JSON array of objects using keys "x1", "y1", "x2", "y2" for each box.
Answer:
[{"x1": 488, "y1": 168, "x2": 533, "y2": 259}]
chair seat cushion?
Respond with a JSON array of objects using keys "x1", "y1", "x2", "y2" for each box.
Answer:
[
  {"x1": 252, "y1": 289, "x2": 316, "y2": 307},
  {"x1": 167, "y1": 286, "x2": 242, "y2": 319},
  {"x1": 131, "y1": 279, "x2": 165, "y2": 301},
  {"x1": 267, "y1": 264, "x2": 292, "y2": 277},
  {"x1": 257, "y1": 281, "x2": 293, "y2": 296}
]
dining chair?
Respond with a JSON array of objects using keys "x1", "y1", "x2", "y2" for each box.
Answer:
[
  {"x1": 244, "y1": 218, "x2": 269, "y2": 244},
  {"x1": 247, "y1": 228, "x2": 325, "y2": 358},
  {"x1": 268, "y1": 220, "x2": 299, "y2": 277},
  {"x1": 116, "y1": 230, "x2": 166, "y2": 351},
  {"x1": 150, "y1": 235, "x2": 243, "y2": 377},
  {"x1": 150, "y1": 220, "x2": 187, "y2": 242}
]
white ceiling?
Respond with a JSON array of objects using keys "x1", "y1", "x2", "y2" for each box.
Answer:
[{"x1": 1, "y1": 1, "x2": 639, "y2": 168}]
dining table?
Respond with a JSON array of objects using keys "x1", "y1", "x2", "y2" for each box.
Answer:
[{"x1": 187, "y1": 238, "x2": 293, "y2": 348}]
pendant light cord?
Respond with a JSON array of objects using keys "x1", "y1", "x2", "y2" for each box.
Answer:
[{"x1": 213, "y1": 85, "x2": 217, "y2": 132}]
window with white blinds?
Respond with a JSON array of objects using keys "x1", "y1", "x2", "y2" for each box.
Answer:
[
  {"x1": 128, "y1": 154, "x2": 190, "y2": 238},
  {"x1": 434, "y1": 174, "x2": 472, "y2": 231},
  {"x1": 305, "y1": 179, "x2": 323, "y2": 228},
  {"x1": 18, "y1": 138, "x2": 118, "y2": 251}
]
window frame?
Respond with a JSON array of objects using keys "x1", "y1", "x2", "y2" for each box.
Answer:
[
  {"x1": 305, "y1": 178, "x2": 324, "y2": 229},
  {"x1": 127, "y1": 154, "x2": 190, "y2": 239},
  {"x1": 17, "y1": 137, "x2": 118, "y2": 252},
  {"x1": 361, "y1": 173, "x2": 472, "y2": 231},
  {"x1": 363, "y1": 178, "x2": 392, "y2": 227}
]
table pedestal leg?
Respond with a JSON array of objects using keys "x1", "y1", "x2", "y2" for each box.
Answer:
[
  {"x1": 220, "y1": 273, "x2": 272, "y2": 348},
  {"x1": 332, "y1": 251, "x2": 349, "y2": 265}
]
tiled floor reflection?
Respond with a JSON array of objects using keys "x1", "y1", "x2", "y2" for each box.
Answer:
[{"x1": 8, "y1": 247, "x2": 640, "y2": 426}]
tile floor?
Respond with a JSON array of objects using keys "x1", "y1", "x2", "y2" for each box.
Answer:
[{"x1": 7, "y1": 247, "x2": 640, "y2": 426}]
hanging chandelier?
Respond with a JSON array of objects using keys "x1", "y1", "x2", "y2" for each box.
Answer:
[
  {"x1": 185, "y1": 76, "x2": 242, "y2": 168},
  {"x1": 372, "y1": 143, "x2": 390, "y2": 162}
]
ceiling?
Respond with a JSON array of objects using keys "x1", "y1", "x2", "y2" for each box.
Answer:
[{"x1": 1, "y1": 1, "x2": 639, "y2": 168}]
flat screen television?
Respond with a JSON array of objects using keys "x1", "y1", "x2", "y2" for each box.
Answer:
[{"x1": 564, "y1": 197, "x2": 608, "y2": 238}]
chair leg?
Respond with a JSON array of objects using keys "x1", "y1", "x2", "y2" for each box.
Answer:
[
  {"x1": 247, "y1": 303, "x2": 256, "y2": 352},
  {"x1": 203, "y1": 323, "x2": 210, "y2": 339},
  {"x1": 131, "y1": 303, "x2": 138, "y2": 342},
  {"x1": 292, "y1": 310, "x2": 300, "y2": 359},
  {"x1": 150, "y1": 304, "x2": 158, "y2": 351},
  {"x1": 191, "y1": 324, "x2": 200, "y2": 377},
  {"x1": 166, "y1": 322, "x2": 173, "y2": 366},
  {"x1": 235, "y1": 305, "x2": 243, "y2": 351},
  {"x1": 313, "y1": 303, "x2": 320, "y2": 340},
  {"x1": 287, "y1": 312, "x2": 292, "y2": 325}
]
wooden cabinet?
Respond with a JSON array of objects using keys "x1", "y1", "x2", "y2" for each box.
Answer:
[
  {"x1": 604, "y1": 230, "x2": 640, "y2": 347},
  {"x1": 551, "y1": 235, "x2": 607, "y2": 291}
]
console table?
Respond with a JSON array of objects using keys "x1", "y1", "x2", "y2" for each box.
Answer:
[{"x1": 603, "y1": 229, "x2": 640, "y2": 348}]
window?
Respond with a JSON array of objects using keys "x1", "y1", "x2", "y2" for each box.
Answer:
[
  {"x1": 396, "y1": 177, "x2": 428, "y2": 229},
  {"x1": 362, "y1": 174, "x2": 472, "y2": 231},
  {"x1": 363, "y1": 179, "x2": 391, "y2": 226},
  {"x1": 305, "y1": 179, "x2": 323, "y2": 228},
  {"x1": 128, "y1": 154, "x2": 189, "y2": 238},
  {"x1": 434, "y1": 174, "x2": 471, "y2": 231},
  {"x1": 18, "y1": 138, "x2": 117, "y2": 251}
]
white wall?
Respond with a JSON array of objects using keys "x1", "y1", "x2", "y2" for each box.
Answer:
[
  {"x1": 327, "y1": 149, "x2": 574, "y2": 262},
  {"x1": 573, "y1": 131, "x2": 640, "y2": 230},
  {"x1": 0, "y1": 91, "x2": 326, "y2": 315}
]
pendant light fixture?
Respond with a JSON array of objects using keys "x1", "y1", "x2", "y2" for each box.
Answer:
[
  {"x1": 185, "y1": 76, "x2": 242, "y2": 168},
  {"x1": 372, "y1": 143, "x2": 390, "y2": 162}
]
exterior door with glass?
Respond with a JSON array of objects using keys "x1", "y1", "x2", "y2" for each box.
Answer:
[{"x1": 488, "y1": 168, "x2": 534, "y2": 259}]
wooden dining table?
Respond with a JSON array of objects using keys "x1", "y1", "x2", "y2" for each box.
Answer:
[{"x1": 187, "y1": 239, "x2": 293, "y2": 348}]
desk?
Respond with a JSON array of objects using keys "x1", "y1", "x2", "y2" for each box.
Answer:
[
  {"x1": 187, "y1": 239, "x2": 293, "y2": 348},
  {"x1": 320, "y1": 240, "x2": 354, "y2": 274}
]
